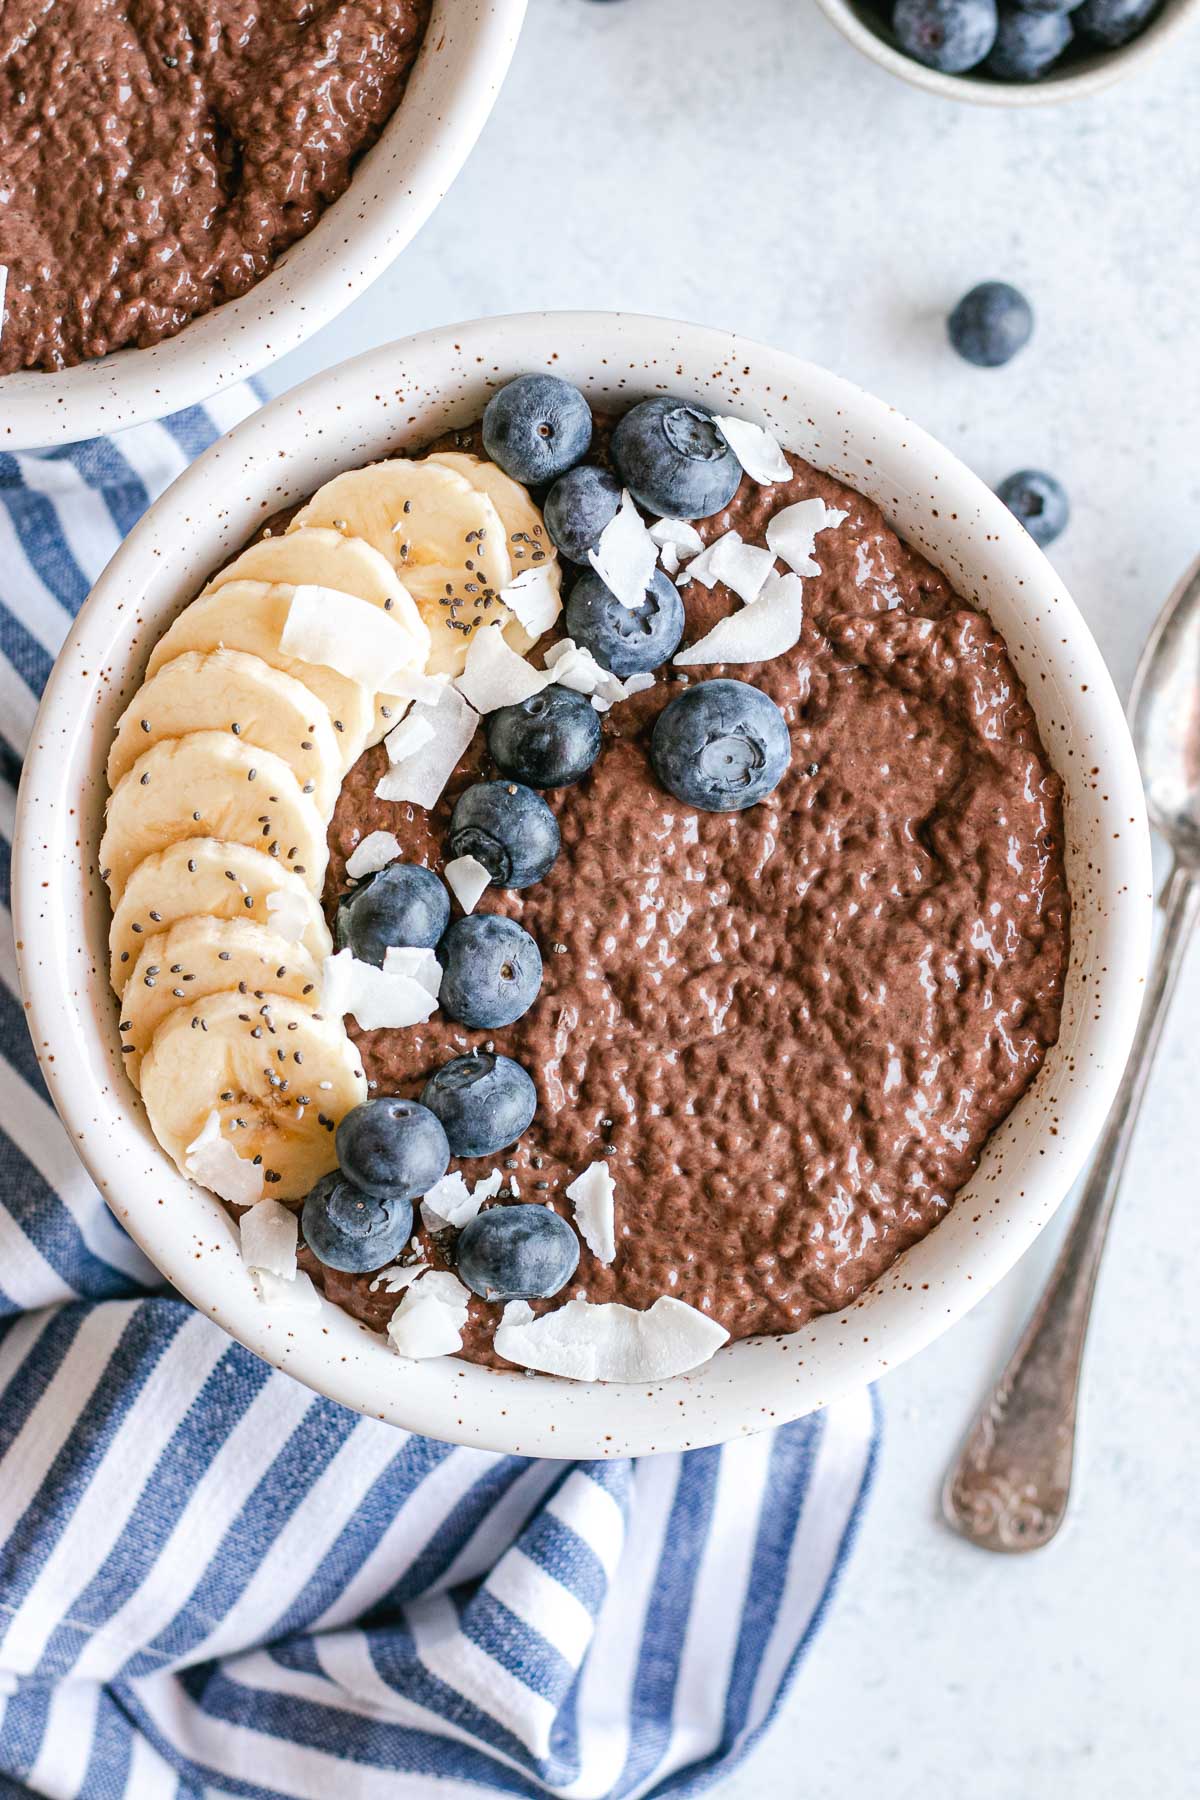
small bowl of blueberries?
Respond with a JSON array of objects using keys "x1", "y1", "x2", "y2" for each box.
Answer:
[{"x1": 815, "y1": 0, "x2": 1197, "y2": 100}]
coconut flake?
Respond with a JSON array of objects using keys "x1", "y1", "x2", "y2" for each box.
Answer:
[
  {"x1": 387, "y1": 1270, "x2": 471, "y2": 1359},
  {"x1": 382, "y1": 944, "x2": 442, "y2": 1000},
  {"x1": 500, "y1": 566, "x2": 562, "y2": 640},
  {"x1": 659, "y1": 542, "x2": 681, "y2": 578},
  {"x1": 444, "y1": 854, "x2": 491, "y2": 914},
  {"x1": 545, "y1": 637, "x2": 626, "y2": 706},
  {"x1": 421, "y1": 1167, "x2": 502, "y2": 1234},
  {"x1": 185, "y1": 1110, "x2": 264, "y2": 1207},
  {"x1": 587, "y1": 489, "x2": 657, "y2": 609},
  {"x1": 673, "y1": 571, "x2": 804, "y2": 667},
  {"x1": 455, "y1": 622, "x2": 553, "y2": 714},
  {"x1": 566, "y1": 1162, "x2": 616, "y2": 1264},
  {"x1": 493, "y1": 1294, "x2": 728, "y2": 1382},
  {"x1": 384, "y1": 711, "x2": 436, "y2": 764},
  {"x1": 239, "y1": 1198, "x2": 299, "y2": 1280},
  {"x1": 370, "y1": 1261, "x2": 428, "y2": 1294},
  {"x1": 322, "y1": 947, "x2": 438, "y2": 1031},
  {"x1": 265, "y1": 885, "x2": 313, "y2": 945},
  {"x1": 648, "y1": 517, "x2": 704, "y2": 558},
  {"x1": 388, "y1": 670, "x2": 450, "y2": 706},
  {"x1": 255, "y1": 1267, "x2": 322, "y2": 1312},
  {"x1": 280, "y1": 584, "x2": 422, "y2": 686},
  {"x1": 375, "y1": 686, "x2": 479, "y2": 808},
  {"x1": 676, "y1": 530, "x2": 774, "y2": 604},
  {"x1": 714, "y1": 416, "x2": 791, "y2": 486},
  {"x1": 765, "y1": 498, "x2": 849, "y2": 577},
  {"x1": 345, "y1": 830, "x2": 401, "y2": 881},
  {"x1": 620, "y1": 671, "x2": 656, "y2": 699}
]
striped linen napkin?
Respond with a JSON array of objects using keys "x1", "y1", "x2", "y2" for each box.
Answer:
[{"x1": 0, "y1": 390, "x2": 879, "y2": 1800}]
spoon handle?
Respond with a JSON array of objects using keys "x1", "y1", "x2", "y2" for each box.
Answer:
[{"x1": 942, "y1": 860, "x2": 1200, "y2": 1553}]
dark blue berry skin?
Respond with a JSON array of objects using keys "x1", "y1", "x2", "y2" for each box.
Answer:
[
  {"x1": 301, "y1": 1170, "x2": 413, "y2": 1274},
  {"x1": 448, "y1": 781, "x2": 560, "y2": 888},
  {"x1": 986, "y1": 6, "x2": 1072, "y2": 74},
  {"x1": 892, "y1": 0, "x2": 998, "y2": 70},
  {"x1": 336, "y1": 862, "x2": 449, "y2": 965},
  {"x1": 437, "y1": 915, "x2": 543, "y2": 1029},
  {"x1": 947, "y1": 282, "x2": 1034, "y2": 367},
  {"x1": 651, "y1": 679, "x2": 791, "y2": 814},
  {"x1": 335, "y1": 1097, "x2": 450, "y2": 1201},
  {"x1": 996, "y1": 470, "x2": 1069, "y2": 547},
  {"x1": 611, "y1": 397, "x2": 742, "y2": 521},
  {"x1": 543, "y1": 465, "x2": 622, "y2": 563},
  {"x1": 456, "y1": 1204, "x2": 580, "y2": 1302},
  {"x1": 1016, "y1": 0, "x2": 1082, "y2": 15},
  {"x1": 482, "y1": 376, "x2": 593, "y2": 487},
  {"x1": 1076, "y1": 0, "x2": 1158, "y2": 41},
  {"x1": 565, "y1": 567, "x2": 686, "y2": 677},
  {"x1": 421, "y1": 1052, "x2": 537, "y2": 1159},
  {"x1": 487, "y1": 686, "x2": 602, "y2": 789}
]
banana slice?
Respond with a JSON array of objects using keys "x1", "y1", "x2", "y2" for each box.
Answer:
[
  {"x1": 428, "y1": 451, "x2": 560, "y2": 648},
  {"x1": 202, "y1": 526, "x2": 431, "y2": 741},
  {"x1": 119, "y1": 917, "x2": 321, "y2": 1087},
  {"x1": 140, "y1": 991, "x2": 366, "y2": 1201},
  {"x1": 145, "y1": 582, "x2": 374, "y2": 770},
  {"x1": 289, "y1": 460, "x2": 515, "y2": 677},
  {"x1": 100, "y1": 731, "x2": 328, "y2": 904},
  {"x1": 109, "y1": 840, "x2": 331, "y2": 991},
  {"x1": 108, "y1": 650, "x2": 342, "y2": 816}
]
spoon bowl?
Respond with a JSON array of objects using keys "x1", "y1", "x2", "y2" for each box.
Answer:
[{"x1": 1130, "y1": 552, "x2": 1200, "y2": 863}]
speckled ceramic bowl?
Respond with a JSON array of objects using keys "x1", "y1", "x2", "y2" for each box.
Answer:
[
  {"x1": 13, "y1": 312, "x2": 1152, "y2": 1458},
  {"x1": 0, "y1": 0, "x2": 525, "y2": 451},
  {"x1": 815, "y1": 0, "x2": 1200, "y2": 106}
]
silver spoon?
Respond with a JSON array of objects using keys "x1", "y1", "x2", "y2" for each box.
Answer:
[{"x1": 941, "y1": 551, "x2": 1200, "y2": 1553}]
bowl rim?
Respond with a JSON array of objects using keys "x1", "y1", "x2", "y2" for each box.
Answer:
[
  {"x1": 813, "y1": 0, "x2": 1200, "y2": 106},
  {"x1": 13, "y1": 310, "x2": 1153, "y2": 1458},
  {"x1": 0, "y1": 0, "x2": 526, "y2": 450}
]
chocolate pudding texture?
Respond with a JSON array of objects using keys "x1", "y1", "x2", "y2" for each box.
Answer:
[
  {"x1": 301, "y1": 421, "x2": 1070, "y2": 1369},
  {"x1": 0, "y1": 1, "x2": 431, "y2": 375}
]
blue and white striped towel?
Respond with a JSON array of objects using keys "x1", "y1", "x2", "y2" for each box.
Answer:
[{"x1": 0, "y1": 390, "x2": 880, "y2": 1799}]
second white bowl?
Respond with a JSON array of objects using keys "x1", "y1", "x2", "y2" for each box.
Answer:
[{"x1": 0, "y1": 0, "x2": 525, "y2": 449}]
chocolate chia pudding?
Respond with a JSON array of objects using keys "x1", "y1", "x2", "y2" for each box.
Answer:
[
  {"x1": 304, "y1": 416, "x2": 1069, "y2": 1368},
  {"x1": 0, "y1": 0, "x2": 431, "y2": 375}
]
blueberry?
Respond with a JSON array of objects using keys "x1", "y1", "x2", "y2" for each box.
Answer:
[
  {"x1": 611, "y1": 396, "x2": 742, "y2": 521},
  {"x1": 947, "y1": 282, "x2": 1034, "y2": 368},
  {"x1": 1076, "y1": 0, "x2": 1158, "y2": 41},
  {"x1": 437, "y1": 914, "x2": 543, "y2": 1028},
  {"x1": 421, "y1": 1052, "x2": 537, "y2": 1158},
  {"x1": 1015, "y1": 0, "x2": 1081, "y2": 14},
  {"x1": 335, "y1": 1097, "x2": 449, "y2": 1200},
  {"x1": 336, "y1": 862, "x2": 449, "y2": 965},
  {"x1": 892, "y1": 0, "x2": 998, "y2": 69},
  {"x1": 456, "y1": 1204, "x2": 580, "y2": 1302},
  {"x1": 651, "y1": 679, "x2": 791, "y2": 813},
  {"x1": 996, "y1": 470, "x2": 1069, "y2": 547},
  {"x1": 544, "y1": 465, "x2": 622, "y2": 562},
  {"x1": 487, "y1": 685, "x2": 601, "y2": 788},
  {"x1": 482, "y1": 376, "x2": 592, "y2": 487},
  {"x1": 986, "y1": 5, "x2": 1072, "y2": 73},
  {"x1": 565, "y1": 567, "x2": 686, "y2": 677},
  {"x1": 448, "y1": 781, "x2": 560, "y2": 888},
  {"x1": 301, "y1": 1170, "x2": 413, "y2": 1274}
]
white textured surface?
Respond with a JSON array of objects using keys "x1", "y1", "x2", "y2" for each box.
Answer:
[{"x1": 263, "y1": 3, "x2": 1200, "y2": 1793}]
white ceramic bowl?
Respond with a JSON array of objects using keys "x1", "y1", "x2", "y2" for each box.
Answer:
[
  {"x1": 14, "y1": 312, "x2": 1152, "y2": 1458},
  {"x1": 815, "y1": 0, "x2": 1200, "y2": 105},
  {"x1": 0, "y1": 0, "x2": 525, "y2": 450}
]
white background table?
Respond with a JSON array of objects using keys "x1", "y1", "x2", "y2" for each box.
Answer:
[{"x1": 265, "y1": 3, "x2": 1200, "y2": 1792}]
